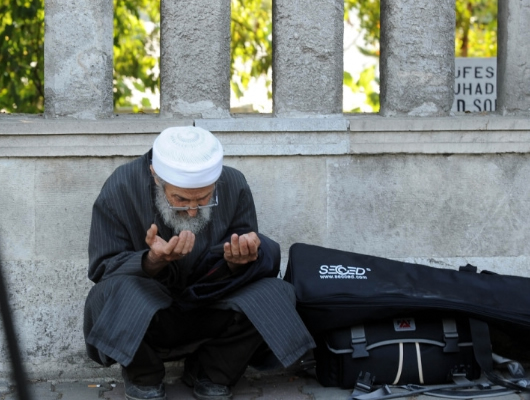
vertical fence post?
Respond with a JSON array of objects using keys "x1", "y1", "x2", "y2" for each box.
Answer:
[
  {"x1": 44, "y1": 0, "x2": 114, "y2": 119},
  {"x1": 160, "y1": 0, "x2": 231, "y2": 118},
  {"x1": 379, "y1": 0, "x2": 455, "y2": 116},
  {"x1": 497, "y1": 0, "x2": 530, "y2": 115},
  {"x1": 272, "y1": 0, "x2": 344, "y2": 117}
]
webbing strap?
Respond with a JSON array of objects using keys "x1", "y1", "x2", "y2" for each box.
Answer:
[
  {"x1": 351, "y1": 325, "x2": 370, "y2": 358},
  {"x1": 468, "y1": 319, "x2": 493, "y2": 372},
  {"x1": 469, "y1": 319, "x2": 530, "y2": 392},
  {"x1": 350, "y1": 382, "x2": 514, "y2": 400},
  {"x1": 351, "y1": 382, "x2": 471, "y2": 400},
  {"x1": 442, "y1": 318, "x2": 459, "y2": 353},
  {"x1": 349, "y1": 318, "x2": 530, "y2": 399}
]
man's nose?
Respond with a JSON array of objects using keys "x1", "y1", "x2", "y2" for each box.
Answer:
[{"x1": 187, "y1": 208, "x2": 199, "y2": 217}]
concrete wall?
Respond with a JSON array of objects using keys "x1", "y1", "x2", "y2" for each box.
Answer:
[
  {"x1": 497, "y1": 0, "x2": 530, "y2": 115},
  {"x1": 44, "y1": 0, "x2": 114, "y2": 119},
  {"x1": 272, "y1": 0, "x2": 344, "y2": 116},
  {"x1": 2, "y1": 0, "x2": 530, "y2": 384},
  {"x1": 2, "y1": 115, "x2": 530, "y2": 381}
]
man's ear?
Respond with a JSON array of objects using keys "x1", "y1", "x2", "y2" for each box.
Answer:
[{"x1": 150, "y1": 166, "x2": 160, "y2": 185}]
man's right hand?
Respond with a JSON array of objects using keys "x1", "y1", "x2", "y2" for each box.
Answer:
[{"x1": 143, "y1": 224, "x2": 195, "y2": 276}]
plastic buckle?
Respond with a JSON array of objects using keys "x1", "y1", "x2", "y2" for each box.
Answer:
[
  {"x1": 451, "y1": 371, "x2": 472, "y2": 385},
  {"x1": 443, "y1": 334, "x2": 459, "y2": 353},
  {"x1": 442, "y1": 319, "x2": 460, "y2": 353},
  {"x1": 351, "y1": 325, "x2": 370, "y2": 358},
  {"x1": 351, "y1": 341, "x2": 370, "y2": 358},
  {"x1": 355, "y1": 372, "x2": 375, "y2": 393}
]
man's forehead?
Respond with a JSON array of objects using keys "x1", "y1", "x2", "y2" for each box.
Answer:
[{"x1": 165, "y1": 183, "x2": 215, "y2": 198}]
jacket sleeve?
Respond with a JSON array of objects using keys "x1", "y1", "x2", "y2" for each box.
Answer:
[
  {"x1": 227, "y1": 181, "x2": 259, "y2": 234},
  {"x1": 88, "y1": 194, "x2": 150, "y2": 283}
]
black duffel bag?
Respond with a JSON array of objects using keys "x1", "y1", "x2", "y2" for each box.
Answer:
[
  {"x1": 284, "y1": 243, "x2": 530, "y2": 389},
  {"x1": 315, "y1": 315, "x2": 480, "y2": 388},
  {"x1": 284, "y1": 243, "x2": 530, "y2": 337}
]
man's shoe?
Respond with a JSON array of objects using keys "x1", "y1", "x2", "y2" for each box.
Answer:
[
  {"x1": 182, "y1": 370, "x2": 233, "y2": 400},
  {"x1": 122, "y1": 370, "x2": 166, "y2": 400}
]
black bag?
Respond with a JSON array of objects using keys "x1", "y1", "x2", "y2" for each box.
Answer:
[
  {"x1": 284, "y1": 243, "x2": 530, "y2": 389},
  {"x1": 284, "y1": 243, "x2": 530, "y2": 337},
  {"x1": 315, "y1": 315, "x2": 480, "y2": 388}
]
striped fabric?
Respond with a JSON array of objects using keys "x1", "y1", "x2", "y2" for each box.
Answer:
[
  {"x1": 83, "y1": 151, "x2": 315, "y2": 367},
  {"x1": 219, "y1": 278, "x2": 315, "y2": 367}
]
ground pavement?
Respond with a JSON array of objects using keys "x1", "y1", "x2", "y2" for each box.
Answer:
[{"x1": 1, "y1": 366, "x2": 529, "y2": 400}]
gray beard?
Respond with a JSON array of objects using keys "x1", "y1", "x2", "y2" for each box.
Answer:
[{"x1": 154, "y1": 184, "x2": 212, "y2": 235}]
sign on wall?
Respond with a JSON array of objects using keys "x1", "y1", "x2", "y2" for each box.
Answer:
[{"x1": 452, "y1": 58, "x2": 497, "y2": 113}]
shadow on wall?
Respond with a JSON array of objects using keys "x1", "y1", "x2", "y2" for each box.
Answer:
[{"x1": 0, "y1": 246, "x2": 32, "y2": 400}]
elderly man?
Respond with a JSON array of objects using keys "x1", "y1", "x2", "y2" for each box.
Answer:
[{"x1": 83, "y1": 126, "x2": 315, "y2": 400}]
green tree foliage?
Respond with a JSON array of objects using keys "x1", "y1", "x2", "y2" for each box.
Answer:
[
  {"x1": 342, "y1": 0, "x2": 497, "y2": 59},
  {"x1": 0, "y1": 0, "x2": 44, "y2": 113},
  {"x1": 0, "y1": 0, "x2": 159, "y2": 113},
  {"x1": 455, "y1": 0, "x2": 497, "y2": 57},
  {"x1": 344, "y1": 0, "x2": 380, "y2": 55},
  {"x1": 114, "y1": 0, "x2": 159, "y2": 112},
  {"x1": 343, "y1": 0, "x2": 380, "y2": 112},
  {"x1": 1, "y1": 0, "x2": 498, "y2": 114},
  {"x1": 342, "y1": 0, "x2": 497, "y2": 112},
  {"x1": 231, "y1": 0, "x2": 272, "y2": 100},
  {"x1": 229, "y1": 0, "x2": 382, "y2": 112},
  {"x1": 344, "y1": 65, "x2": 379, "y2": 113}
]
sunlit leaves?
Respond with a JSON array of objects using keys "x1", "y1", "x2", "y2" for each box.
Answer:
[
  {"x1": 343, "y1": 0, "x2": 497, "y2": 112},
  {"x1": 1, "y1": 0, "x2": 498, "y2": 114},
  {"x1": 455, "y1": 0, "x2": 497, "y2": 57},
  {"x1": 343, "y1": 0, "x2": 380, "y2": 112},
  {"x1": 0, "y1": 0, "x2": 160, "y2": 113},
  {"x1": 344, "y1": 0, "x2": 380, "y2": 54},
  {"x1": 113, "y1": 0, "x2": 159, "y2": 112},
  {"x1": 344, "y1": 65, "x2": 380, "y2": 112},
  {"x1": 0, "y1": 0, "x2": 44, "y2": 113},
  {"x1": 230, "y1": 0, "x2": 272, "y2": 101}
]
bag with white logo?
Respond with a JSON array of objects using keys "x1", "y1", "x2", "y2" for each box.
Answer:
[
  {"x1": 315, "y1": 316, "x2": 480, "y2": 388},
  {"x1": 284, "y1": 243, "x2": 530, "y2": 337},
  {"x1": 284, "y1": 243, "x2": 530, "y2": 389}
]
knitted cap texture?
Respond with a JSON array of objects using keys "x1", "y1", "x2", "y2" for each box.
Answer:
[{"x1": 152, "y1": 126, "x2": 223, "y2": 188}]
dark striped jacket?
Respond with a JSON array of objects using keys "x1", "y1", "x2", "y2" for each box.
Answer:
[{"x1": 83, "y1": 151, "x2": 315, "y2": 367}]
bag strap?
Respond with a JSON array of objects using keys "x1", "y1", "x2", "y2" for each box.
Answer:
[
  {"x1": 469, "y1": 318, "x2": 530, "y2": 392},
  {"x1": 468, "y1": 319, "x2": 493, "y2": 372},
  {"x1": 442, "y1": 318, "x2": 460, "y2": 352},
  {"x1": 350, "y1": 379, "x2": 515, "y2": 400},
  {"x1": 349, "y1": 318, "x2": 530, "y2": 400}
]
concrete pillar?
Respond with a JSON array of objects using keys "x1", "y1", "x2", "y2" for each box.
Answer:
[
  {"x1": 497, "y1": 0, "x2": 530, "y2": 115},
  {"x1": 379, "y1": 0, "x2": 455, "y2": 116},
  {"x1": 272, "y1": 0, "x2": 343, "y2": 117},
  {"x1": 160, "y1": 0, "x2": 231, "y2": 118},
  {"x1": 44, "y1": 0, "x2": 114, "y2": 119}
]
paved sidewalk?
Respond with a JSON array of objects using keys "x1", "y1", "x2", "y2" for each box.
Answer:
[{"x1": 1, "y1": 368, "x2": 529, "y2": 400}]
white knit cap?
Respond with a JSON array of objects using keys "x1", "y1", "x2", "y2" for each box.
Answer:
[{"x1": 152, "y1": 126, "x2": 223, "y2": 188}]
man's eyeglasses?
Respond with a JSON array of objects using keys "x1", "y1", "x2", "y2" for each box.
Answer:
[{"x1": 165, "y1": 187, "x2": 218, "y2": 211}]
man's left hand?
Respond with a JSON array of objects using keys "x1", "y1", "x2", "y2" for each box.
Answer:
[{"x1": 224, "y1": 232, "x2": 261, "y2": 273}]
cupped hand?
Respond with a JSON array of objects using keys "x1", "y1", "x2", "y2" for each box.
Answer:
[
  {"x1": 143, "y1": 224, "x2": 195, "y2": 276},
  {"x1": 223, "y1": 232, "x2": 261, "y2": 272}
]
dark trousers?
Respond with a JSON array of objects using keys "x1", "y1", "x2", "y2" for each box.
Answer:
[{"x1": 123, "y1": 303, "x2": 265, "y2": 386}]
